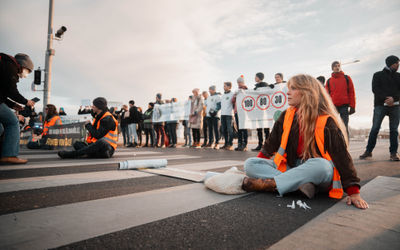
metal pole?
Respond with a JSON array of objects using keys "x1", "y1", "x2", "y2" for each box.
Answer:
[{"x1": 43, "y1": 0, "x2": 54, "y2": 113}]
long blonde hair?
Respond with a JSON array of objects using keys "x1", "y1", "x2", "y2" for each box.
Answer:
[{"x1": 287, "y1": 74, "x2": 348, "y2": 160}]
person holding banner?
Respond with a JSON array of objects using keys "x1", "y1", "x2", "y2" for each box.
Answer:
[
  {"x1": 154, "y1": 93, "x2": 166, "y2": 148},
  {"x1": 58, "y1": 97, "x2": 118, "y2": 159},
  {"x1": 27, "y1": 104, "x2": 62, "y2": 150},
  {"x1": 189, "y1": 89, "x2": 204, "y2": 148},
  {"x1": 205, "y1": 85, "x2": 221, "y2": 149},
  {"x1": 274, "y1": 73, "x2": 287, "y2": 85},
  {"x1": 241, "y1": 74, "x2": 368, "y2": 209},
  {"x1": 143, "y1": 102, "x2": 156, "y2": 147},
  {"x1": 252, "y1": 72, "x2": 273, "y2": 151}
]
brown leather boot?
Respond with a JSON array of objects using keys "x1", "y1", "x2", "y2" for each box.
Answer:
[
  {"x1": 242, "y1": 177, "x2": 276, "y2": 192},
  {"x1": 0, "y1": 157, "x2": 28, "y2": 164}
]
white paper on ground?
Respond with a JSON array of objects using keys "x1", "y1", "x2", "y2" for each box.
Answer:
[{"x1": 204, "y1": 167, "x2": 246, "y2": 195}]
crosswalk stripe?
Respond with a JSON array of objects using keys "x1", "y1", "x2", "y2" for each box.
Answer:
[
  {"x1": 0, "y1": 171, "x2": 154, "y2": 193},
  {"x1": 20, "y1": 151, "x2": 161, "y2": 159},
  {"x1": 0, "y1": 160, "x2": 243, "y2": 193},
  {"x1": 0, "y1": 183, "x2": 247, "y2": 250},
  {"x1": 0, "y1": 154, "x2": 201, "y2": 171}
]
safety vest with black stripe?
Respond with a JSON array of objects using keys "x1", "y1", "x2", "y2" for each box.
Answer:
[
  {"x1": 273, "y1": 107, "x2": 344, "y2": 199},
  {"x1": 86, "y1": 111, "x2": 118, "y2": 150},
  {"x1": 42, "y1": 116, "x2": 62, "y2": 136}
]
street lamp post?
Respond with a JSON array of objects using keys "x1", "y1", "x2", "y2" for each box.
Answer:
[{"x1": 43, "y1": 0, "x2": 54, "y2": 113}]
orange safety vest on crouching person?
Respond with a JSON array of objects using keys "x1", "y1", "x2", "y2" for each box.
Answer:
[
  {"x1": 273, "y1": 107, "x2": 344, "y2": 199},
  {"x1": 42, "y1": 116, "x2": 62, "y2": 136},
  {"x1": 86, "y1": 111, "x2": 118, "y2": 150}
]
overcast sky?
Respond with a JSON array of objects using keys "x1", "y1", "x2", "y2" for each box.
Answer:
[{"x1": 1, "y1": 0, "x2": 400, "y2": 128}]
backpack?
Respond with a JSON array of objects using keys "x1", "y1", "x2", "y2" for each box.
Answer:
[{"x1": 327, "y1": 75, "x2": 350, "y2": 96}]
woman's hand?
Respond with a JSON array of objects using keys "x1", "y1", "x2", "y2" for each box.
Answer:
[{"x1": 346, "y1": 193, "x2": 369, "y2": 209}]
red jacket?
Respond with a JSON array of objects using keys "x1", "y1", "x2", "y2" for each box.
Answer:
[{"x1": 326, "y1": 71, "x2": 356, "y2": 109}]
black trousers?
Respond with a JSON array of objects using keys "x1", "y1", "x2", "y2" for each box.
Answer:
[
  {"x1": 257, "y1": 128, "x2": 270, "y2": 146},
  {"x1": 202, "y1": 117, "x2": 208, "y2": 144},
  {"x1": 192, "y1": 128, "x2": 200, "y2": 143},
  {"x1": 144, "y1": 128, "x2": 155, "y2": 146},
  {"x1": 73, "y1": 140, "x2": 115, "y2": 158},
  {"x1": 154, "y1": 124, "x2": 165, "y2": 146},
  {"x1": 235, "y1": 113, "x2": 248, "y2": 146},
  {"x1": 167, "y1": 123, "x2": 178, "y2": 144}
]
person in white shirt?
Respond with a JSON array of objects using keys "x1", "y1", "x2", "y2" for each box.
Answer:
[
  {"x1": 205, "y1": 85, "x2": 221, "y2": 149},
  {"x1": 201, "y1": 91, "x2": 209, "y2": 147},
  {"x1": 220, "y1": 82, "x2": 234, "y2": 150}
]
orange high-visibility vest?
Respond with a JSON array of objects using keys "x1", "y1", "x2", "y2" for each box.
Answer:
[
  {"x1": 42, "y1": 116, "x2": 62, "y2": 136},
  {"x1": 273, "y1": 107, "x2": 344, "y2": 199},
  {"x1": 86, "y1": 111, "x2": 118, "y2": 150}
]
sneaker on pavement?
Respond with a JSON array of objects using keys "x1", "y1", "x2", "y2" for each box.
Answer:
[
  {"x1": 214, "y1": 143, "x2": 220, "y2": 150},
  {"x1": 225, "y1": 145, "x2": 233, "y2": 151},
  {"x1": 251, "y1": 145, "x2": 262, "y2": 151},
  {"x1": 390, "y1": 153, "x2": 400, "y2": 161},
  {"x1": 359, "y1": 151, "x2": 372, "y2": 160},
  {"x1": 0, "y1": 156, "x2": 28, "y2": 164}
]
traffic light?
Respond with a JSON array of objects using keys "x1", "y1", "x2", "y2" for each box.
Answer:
[{"x1": 34, "y1": 69, "x2": 41, "y2": 85}]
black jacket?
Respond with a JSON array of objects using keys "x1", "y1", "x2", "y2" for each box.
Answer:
[
  {"x1": 85, "y1": 111, "x2": 116, "y2": 140},
  {"x1": 0, "y1": 53, "x2": 28, "y2": 106},
  {"x1": 254, "y1": 81, "x2": 274, "y2": 90},
  {"x1": 372, "y1": 67, "x2": 400, "y2": 107},
  {"x1": 118, "y1": 109, "x2": 130, "y2": 127},
  {"x1": 129, "y1": 106, "x2": 140, "y2": 123}
]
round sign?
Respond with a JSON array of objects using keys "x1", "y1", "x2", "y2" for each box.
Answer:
[
  {"x1": 271, "y1": 91, "x2": 287, "y2": 109},
  {"x1": 256, "y1": 94, "x2": 271, "y2": 110},
  {"x1": 241, "y1": 96, "x2": 256, "y2": 112}
]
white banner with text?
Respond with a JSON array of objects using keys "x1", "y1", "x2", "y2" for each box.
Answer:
[{"x1": 153, "y1": 101, "x2": 191, "y2": 122}]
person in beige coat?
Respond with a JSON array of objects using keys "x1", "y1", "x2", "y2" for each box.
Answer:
[{"x1": 189, "y1": 88, "x2": 204, "y2": 148}]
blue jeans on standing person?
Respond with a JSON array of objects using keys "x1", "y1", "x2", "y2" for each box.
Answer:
[
  {"x1": 121, "y1": 125, "x2": 130, "y2": 146},
  {"x1": 336, "y1": 105, "x2": 349, "y2": 135},
  {"x1": 0, "y1": 103, "x2": 20, "y2": 157},
  {"x1": 128, "y1": 123, "x2": 138, "y2": 144},
  {"x1": 207, "y1": 116, "x2": 220, "y2": 144},
  {"x1": 221, "y1": 115, "x2": 233, "y2": 146},
  {"x1": 244, "y1": 157, "x2": 333, "y2": 196},
  {"x1": 366, "y1": 105, "x2": 400, "y2": 154}
]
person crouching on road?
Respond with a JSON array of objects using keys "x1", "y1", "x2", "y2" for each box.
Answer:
[
  {"x1": 58, "y1": 97, "x2": 118, "y2": 159},
  {"x1": 243, "y1": 74, "x2": 369, "y2": 209},
  {"x1": 27, "y1": 104, "x2": 62, "y2": 149}
]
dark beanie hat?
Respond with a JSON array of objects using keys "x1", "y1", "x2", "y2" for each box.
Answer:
[
  {"x1": 385, "y1": 55, "x2": 399, "y2": 67},
  {"x1": 256, "y1": 72, "x2": 264, "y2": 80},
  {"x1": 156, "y1": 93, "x2": 162, "y2": 99},
  {"x1": 93, "y1": 97, "x2": 107, "y2": 110},
  {"x1": 14, "y1": 53, "x2": 34, "y2": 72}
]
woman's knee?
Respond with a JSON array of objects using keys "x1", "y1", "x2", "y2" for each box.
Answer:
[{"x1": 304, "y1": 158, "x2": 333, "y2": 180}]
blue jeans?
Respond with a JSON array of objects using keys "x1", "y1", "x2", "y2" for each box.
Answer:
[
  {"x1": 366, "y1": 105, "x2": 399, "y2": 154},
  {"x1": 207, "y1": 116, "x2": 220, "y2": 144},
  {"x1": 128, "y1": 123, "x2": 138, "y2": 144},
  {"x1": 244, "y1": 157, "x2": 333, "y2": 196},
  {"x1": 0, "y1": 103, "x2": 20, "y2": 157},
  {"x1": 121, "y1": 125, "x2": 130, "y2": 145},
  {"x1": 336, "y1": 105, "x2": 349, "y2": 135},
  {"x1": 221, "y1": 115, "x2": 233, "y2": 146}
]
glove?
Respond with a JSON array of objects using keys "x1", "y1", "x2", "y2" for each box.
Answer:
[
  {"x1": 257, "y1": 151, "x2": 268, "y2": 159},
  {"x1": 349, "y1": 107, "x2": 355, "y2": 115},
  {"x1": 209, "y1": 110, "x2": 217, "y2": 117},
  {"x1": 268, "y1": 84, "x2": 275, "y2": 89}
]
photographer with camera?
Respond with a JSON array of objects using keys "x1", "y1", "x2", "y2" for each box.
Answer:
[{"x1": 0, "y1": 53, "x2": 36, "y2": 164}]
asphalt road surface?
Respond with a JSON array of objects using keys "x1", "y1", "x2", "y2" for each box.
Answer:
[{"x1": 0, "y1": 140, "x2": 399, "y2": 249}]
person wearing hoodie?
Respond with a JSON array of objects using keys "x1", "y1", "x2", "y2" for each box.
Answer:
[
  {"x1": 0, "y1": 53, "x2": 36, "y2": 164},
  {"x1": 143, "y1": 102, "x2": 156, "y2": 147},
  {"x1": 232, "y1": 75, "x2": 249, "y2": 151},
  {"x1": 252, "y1": 72, "x2": 274, "y2": 151},
  {"x1": 360, "y1": 55, "x2": 400, "y2": 161},
  {"x1": 325, "y1": 61, "x2": 356, "y2": 134}
]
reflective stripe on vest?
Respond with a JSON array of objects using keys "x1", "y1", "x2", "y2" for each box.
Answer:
[
  {"x1": 274, "y1": 108, "x2": 344, "y2": 199},
  {"x1": 86, "y1": 111, "x2": 118, "y2": 150},
  {"x1": 42, "y1": 116, "x2": 62, "y2": 136}
]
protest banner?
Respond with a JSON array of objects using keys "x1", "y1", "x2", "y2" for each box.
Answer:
[
  {"x1": 153, "y1": 101, "x2": 191, "y2": 122},
  {"x1": 236, "y1": 84, "x2": 289, "y2": 129},
  {"x1": 44, "y1": 122, "x2": 87, "y2": 147}
]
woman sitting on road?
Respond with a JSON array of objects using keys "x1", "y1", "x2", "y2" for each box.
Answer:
[
  {"x1": 239, "y1": 74, "x2": 368, "y2": 209},
  {"x1": 27, "y1": 104, "x2": 62, "y2": 149}
]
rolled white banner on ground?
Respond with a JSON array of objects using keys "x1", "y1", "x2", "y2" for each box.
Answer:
[{"x1": 119, "y1": 159, "x2": 168, "y2": 170}]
